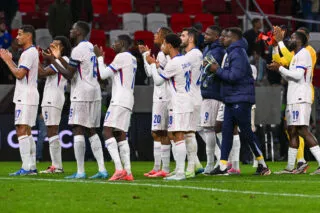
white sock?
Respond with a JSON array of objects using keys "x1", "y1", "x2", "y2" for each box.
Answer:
[
  {"x1": 310, "y1": 146, "x2": 320, "y2": 167},
  {"x1": 19, "y1": 135, "x2": 31, "y2": 171},
  {"x1": 253, "y1": 153, "x2": 258, "y2": 167},
  {"x1": 171, "y1": 140, "x2": 177, "y2": 161},
  {"x1": 175, "y1": 140, "x2": 186, "y2": 175},
  {"x1": 161, "y1": 144, "x2": 171, "y2": 173},
  {"x1": 186, "y1": 133, "x2": 199, "y2": 172},
  {"x1": 29, "y1": 135, "x2": 36, "y2": 170},
  {"x1": 49, "y1": 135, "x2": 62, "y2": 169},
  {"x1": 287, "y1": 147, "x2": 298, "y2": 171},
  {"x1": 191, "y1": 133, "x2": 202, "y2": 168},
  {"x1": 74, "y1": 135, "x2": 86, "y2": 174},
  {"x1": 214, "y1": 139, "x2": 221, "y2": 167},
  {"x1": 153, "y1": 141, "x2": 161, "y2": 171},
  {"x1": 118, "y1": 140, "x2": 131, "y2": 175},
  {"x1": 105, "y1": 137, "x2": 123, "y2": 171},
  {"x1": 89, "y1": 134, "x2": 106, "y2": 172},
  {"x1": 231, "y1": 135, "x2": 241, "y2": 170},
  {"x1": 216, "y1": 132, "x2": 222, "y2": 145},
  {"x1": 204, "y1": 129, "x2": 216, "y2": 167}
]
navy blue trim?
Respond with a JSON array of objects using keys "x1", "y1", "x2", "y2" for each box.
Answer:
[
  {"x1": 296, "y1": 65, "x2": 306, "y2": 70},
  {"x1": 160, "y1": 74, "x2": 169, "y2": 80},
  {"x1": 18, "y1": 65, "x2": 30, "y2": 71},
  {"x1": 108, "y1": 65, "x2": 117, "y2": 72}
]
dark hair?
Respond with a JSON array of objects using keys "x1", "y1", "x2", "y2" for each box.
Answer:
[
  {"x1": 117, "y1": 34, "x2": 132, "y2": 49},
  {"x1": 159, "y1": 27, "x2": 173, "y2": 37},
  {"x1": 297, "y1": 27, "x2": 310, "y2": 35},
  {"x1": 54, "y1": 36, "x2": 72, "y2": 57},
  {"x1": 251, "y1": 18, "x2": 261, "y2": 26},
  {"x1": 227, "y1": 27, "x2": 243, "y2": 39},
  {"x1": 182, "y1": 27, "x2": 199, "y2": 45},
  {"x1": 208, "y1": 25, "x2": 222, "y2": 36},
  {"x1": 295, "y1": 31, "x2": 308, "y2": 46},
  {"x1": 165, "y1": 33, "x2": 181, "y2": 48},
  {"x1": 75, "y1": 21, "x2": 90, "y2": 37},
  {"x1": 20, "y1": 25, "x2": 35, "y2": 44}
]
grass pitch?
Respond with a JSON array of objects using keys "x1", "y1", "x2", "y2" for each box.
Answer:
[{"x1": 0, "y1": 161, "x2": 320, "y2": 213}]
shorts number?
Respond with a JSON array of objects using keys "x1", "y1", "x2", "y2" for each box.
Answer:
[
  {"x1": 69, "y1": 108, "x2": 73, "y2": 119},
  {"x1": 105, "y1": 111, "x2": 111, "y2": 121},
  {"x1": 15, "y1": 109, "x2": 21, "y2": 121},
  {"x1": 205, "y1": 112, "x2": 209, "y2": 121},
  {"x1": 292, "y1": 110, "x2": 299, "y2": 121},
  {"x1": 168, "y1": 115, "x2": 173, "y2": 126},
  {"x1": 153, "y1": 115, "x2": 161, "y2": 124}
]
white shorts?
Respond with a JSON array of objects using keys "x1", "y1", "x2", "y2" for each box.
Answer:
[
  {"x1": 216, "y1": 103, "x2": 225, "y2": 122},
  {"x1": 104, "y1": 105, "x2": 132, "y2": 132},
  {"x1": 151, "y1": 101, "x2": 168, "y2": 131},
  {"x1": 168, "y1": 110, "x2": 192, "y2": 132},
  {"x1": 200, "y1": 99, "x2": 222, "y2": 127},
  {"x1": 15, "y1": 104, "x2": 38, "y2": 127},
  {"x1": 286, "y1": 103, "x2": 311, "y2": 126},
  {"x1": 42, "y1": 106, "x2": 62, "y2": 126},
  {"x1": 68, "y1": 101, "x2": 101, "y2": 128},
  {"x1": 190, "y1": 105, "x2": 201, "y2": 131}
]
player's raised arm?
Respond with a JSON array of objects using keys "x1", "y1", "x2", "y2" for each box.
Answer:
[
  {"x1": 0, "y1": 49, "x2": 27, "y2": 80},
  {"x1": 93, "y1": 45, "x2": 114, "y2": 80},
  {"x1": 147, "y1": 54, "x2": 165, "y2": 86},
  {"x1": 38, "y1": 61, "x2": 56, "y2": 78}
]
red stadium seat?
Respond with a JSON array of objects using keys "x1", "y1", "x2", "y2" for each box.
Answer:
[
  {"x1": 203, "y1": 0, "x2": 226, "y2": 14},
  {"x1": 183, "y1": 0, "x2": 202, "y2": 14},
  {"x1": 90, "y1": 29, "x2": 106, "y2": 47},
  {"x1": 102, "y1": 46, "x2": 116, "y2": 65},
  {"x1": 18, "y1": 0, "x2": 36, "y2": 13},
  {"x1": 256, "y1": 0, "x2": 275, "y2": 14},
  {"x1": 159, "y1": 0, "x2": 180, "y2": 14},
  {"x1": 22, "y1": 12, "x2": 47, "y2": 29},
  {"x1": 134, "y1": 0, "x2": 156, "y2": 14},
  {"x1": 277, "y1": 0, "x2": 292, "y2": 15},
  {"x1": 38, "y1": 0, "x2": 54, "y2": 13},
  {"x1": 92, "y1": 0, "x2": 108, "y2": 16},
  {"x1": 111, "y1": 0, "x2": 132, "y2": 15},
  {"x1": 93, "y1": 13, "x2": 121, "y2": 31},
  {"x1": 170, "y1": 13, "x2": 192, "y2": 33},
  {"x1": 134, "y1": 31, "x2": 154, "y2": 49},
  {"x1": 219, "y1": 14, "x2": 240, "y2": 29},
  {"x1": 231, "y1": 0, "x2": 247, "y2": 15},
  {"x1": 194, "y1": 14, "x2": 214, "y2": 32},
  {"x1": 11, "y1": 29, "x2": 19, "y2": 39}
]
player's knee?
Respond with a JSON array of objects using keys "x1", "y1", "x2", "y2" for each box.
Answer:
[
  {"x1": 103, "y1": 127, "x2": 113, "y2": 139},
  {"x1": 167, "y1": 132, "x2": 175, "y2": 141},
  {"x1": 16, "y1": 125, "x2": 28, "y2": 137},
  {"x1": 47, "y1": 126, "x2": 58, "y2": 137},
  {"x1": 152, "y1": 131, "x2": 161, "y2": 141}
]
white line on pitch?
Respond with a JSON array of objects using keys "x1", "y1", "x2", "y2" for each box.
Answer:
[{"x1": 0, "y1": 177, "x2": 319, "y2": 198}]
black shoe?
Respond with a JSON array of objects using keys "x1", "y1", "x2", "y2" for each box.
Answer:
[
  {"x1": 206, "y1": 165, "x2": 229, "y2": 176},
  {"x1": 253, "y1": 164, "x2": 271, "y2": 176}
]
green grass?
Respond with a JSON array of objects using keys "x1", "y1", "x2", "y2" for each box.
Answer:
[{"x1": 0, "y1": 161, "x2": 320, "y2": 213}]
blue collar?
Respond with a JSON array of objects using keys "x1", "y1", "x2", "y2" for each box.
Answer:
[{"x1": 23, "y1": 45, "x2": 35, "y2": 52}]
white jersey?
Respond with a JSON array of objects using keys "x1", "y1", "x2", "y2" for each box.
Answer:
[
  {"x1": 160, "y1": 54, "x2": 193, "y2": 113},
  {"x1": 185, "y1": 48, "x2": 203, "y2": 106},
  {"x1": 153, "y1": 51, "x2": 171, "y2": 103},
  {"x1": 282, "y1": 48, "x2": 313, "y2": 104},
  {"x1": 41, "y1": 56, "x2": 69, "y2": 109},
  {"x1": 69, "y1": 41, "x2": 101, "y2": 102},
  {"x1": 108, "y1": 52, "x2": 137, "y2": 110},
  {"x1": 13, "y1": 45, "x2": 39, "y2": 105}
]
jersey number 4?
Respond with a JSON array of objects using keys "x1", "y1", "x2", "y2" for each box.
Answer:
[{"x1": 184, "y1": 71, "x2": 191, "y2": 92}]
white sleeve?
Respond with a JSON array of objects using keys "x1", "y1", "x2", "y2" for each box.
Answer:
[
  {"x1": 142, "y1": 51, "x2": 152, "y2": 77},
  {"x1": 19, "y1": 50, "x2": 37, "y2": 70},
  {"x1": 97, "y1": 56, "x2": 114, "y2": 80},
  {"x1": 150, "y1": 64, "x2": 165, "y2": 86},
  {"x1": 69, "y1": 46, "x2": 83, "y2": 67},
  {"x1": 279, "y1": 66, "x2": 304, "y2": 82}
]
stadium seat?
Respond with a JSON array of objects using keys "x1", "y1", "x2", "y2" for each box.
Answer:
[
  {"x1": 38, "y1": 0, "x2": 54, "y2": 13},
  {"x1": 146, "y1": 13, "x2": 168, "y2": 33},
  {"x1": 256, "y1": 0, "x2": 275, "y2": 14},
  {"x1": 194, "y1": 14, "x2": 214, "y2": 32},
  {"x1": 231, "y1": 0, "x2": 247, "y2": 15},
  {"x1": 11, "y1": 12, "x2": 22, "y2": 30},
  {"x1": 22, "y1": 12, "x2": 47, "y2": 29},
  {"x1": 11, "y1": 29, "x2": 19, "y2": 39},
  {"x1": 101, "y1": 46, "x2": 116, "y2": 65},
  {"x1": 277, "y1": 0, "x2": 292, "y2": 15},
  {"x1": 159, "y1": 0, "x2": 180, "y2": 14},
  {"x1": 93, "y1": 13, "x2": 121, "y2": 31},
  {"x1": 309, "y1": 32, "x2": 320, "y2": 52},
  {"x1": 92, "y1": 0, "x2": 108, "y2": 16},
  {"x1": 123, "y1": 13, "x2": 144, "y2": 34},
  {"x1": 35, "y1": 29, "x2": 52, "y2": 50},
  {"x1": 203, "y1": 0, "x2": 226, "y2": 14},
  {"x1": 111, "y1": 0, "x2": 132, "y2": 15},
  {"x1": 18, "y1": 0, "x2": 36, "y2": 13},
  {"x1": 109, "y1": 30, "x2": 130, "y2": 46},
  {"x1": 170, "y1": 13, "x2": 192, "y2": 33},
  {"x1": 182, "y1": 0, "x2": 202, "y2": 14},
  {"x1": 219, "y1": 14, "x2": 240, "y2": 29},
  {"x1": 134, "y1": 31, "x2": 154, "y2": 49},
  {"x1": 90, "y1": 29, "x2": 106, "y2": 47},
  {"x1": 134, "y1": 0, "x2": 156, "y2": 14}
]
